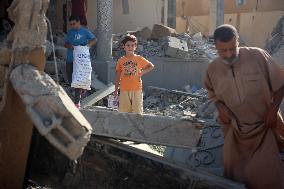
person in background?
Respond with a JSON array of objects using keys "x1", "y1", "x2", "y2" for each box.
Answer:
[
  {"x1": 204, "y1": 24, "x2": 284, "y2": 189},
  {"x1": 64, "y1": 15, "x2": 96, "y2": 108},
  {"x1": 114, "y1": 34, "x2": 154, "y2": 114}
]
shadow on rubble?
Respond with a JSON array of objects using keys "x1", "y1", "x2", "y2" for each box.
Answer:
[{"x1": 28, "y1": 131, "x2": 218, "y2": 189}]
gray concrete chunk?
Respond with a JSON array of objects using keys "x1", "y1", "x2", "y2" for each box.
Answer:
[
  {"x1": 81, "y1": 108, "x2": 203, "y2": 148},
  {"x1": 164, "y1": 37, "x2": 189, "y2": 59},
  {"x1": 81, "y1": 83, "x2": 115, "y2": 108},
  {"x1": 150, "y1": 24, "x2": 177, "y2": 40},
  {"x1": 9, "y1": 64, "x2": 92, "y2": 160}
]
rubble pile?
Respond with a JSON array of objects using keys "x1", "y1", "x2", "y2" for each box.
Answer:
[
  {"x1": 112, "y1": 24, "x2": 217, "y2": 61},
  {"x1": 143, "y1": 86, "x2": 217, "y2": 125},
  {"x1": 265, "y1": 16, "x2": 284, "y2": 68},
  {"x1": 265, "y1": 16, "x2": 284, "y2": 54}
]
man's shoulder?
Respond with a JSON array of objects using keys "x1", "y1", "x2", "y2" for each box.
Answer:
[{"x1": 239, "y1": 46, "x2": 266, "y2": 55}]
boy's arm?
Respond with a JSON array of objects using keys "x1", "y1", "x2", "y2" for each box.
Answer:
[
  {"x1": 64, "y1": 43, "x2": 74, "y2": 50},
  {"x1": 140, "y1": 62, "x2": 154, "y2": 76},
  {"x1": 64, "y1": 32, "x2": 74, "y2": 50},
  {"x1": 87, "y1": 38, "x2": 96, "y2": 47},
  {"x1": 114, "y1": 70, "x2": 121, "y2": 96}
]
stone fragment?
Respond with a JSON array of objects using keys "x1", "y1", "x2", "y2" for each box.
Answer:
[
  {"x1": 91, "y1": 72, "x2": 107, "y2": 90},
  {"x1": 164, "y1": 36, "x2": 188, "y2": 59},
  {"x1": 150, "y1": 24, "x2": 177, "y2": 40},
  {"x1": 10, "y1": 64, "x2": 92, "y2": 160},
  {"x1": 81, "y1": 83, "x2": 115, "y2": 108},
  {"x1": 134, "y1": 27, "x2": 152, "y2": 40}
]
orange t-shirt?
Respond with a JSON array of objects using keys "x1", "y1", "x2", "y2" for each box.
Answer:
[{"x1": 116, "y1": 55, "x2": 151, "y2": 91}]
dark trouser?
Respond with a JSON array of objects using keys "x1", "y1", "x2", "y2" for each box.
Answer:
[
  {"x1": 74, "y1": 88, "x2": 82, "y2": 104},
  {"x1": 66, "y1": 62, "x2": 73, "y2": 84},
  {"x1": 66, "y1": 62, "x2": 85, "y2": 104}
]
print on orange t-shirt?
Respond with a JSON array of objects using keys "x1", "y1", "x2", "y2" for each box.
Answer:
[{"x1": 116, "y1": 55, "x2": 150, "y2": 91}]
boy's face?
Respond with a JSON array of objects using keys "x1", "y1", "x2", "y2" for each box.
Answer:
[
  {"x1": 69, "y1": 20, "x2": 81, "y2": 30},
  {"x1": 123, "y1": 41, "x2": 137, "y2": 55}
]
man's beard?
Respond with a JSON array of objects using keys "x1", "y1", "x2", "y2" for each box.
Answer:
[
  {"x1": 222, "y1": 54, "x2": 240, "y2": 64},
  {"x1": 224, "y1": 55, "x2": 237, "y2": 63}
]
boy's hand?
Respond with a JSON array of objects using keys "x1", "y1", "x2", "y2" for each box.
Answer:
[{"x1": 139, "y1": 70, "x2": 144, "y2": 76}]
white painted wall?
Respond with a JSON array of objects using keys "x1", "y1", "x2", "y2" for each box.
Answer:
[{"x1": 86, "y1": 0, "x2": 163, "y2": 33}]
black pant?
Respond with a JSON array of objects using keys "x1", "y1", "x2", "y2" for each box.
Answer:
[
  {"x1": 66, "y1": 62, "x2": 73, "y2": 84},
  {"x1": 66, "y1": 62, "x2": 84, "y2": 104}
]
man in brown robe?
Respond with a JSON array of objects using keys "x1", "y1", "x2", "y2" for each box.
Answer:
[{"x1": 204, "y1": 24, "x2": 284, "y2": 189}]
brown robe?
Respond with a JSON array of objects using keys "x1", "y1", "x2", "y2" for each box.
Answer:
[{"x1": 204, "y1": 47, "x2": 284, "y2": 189}]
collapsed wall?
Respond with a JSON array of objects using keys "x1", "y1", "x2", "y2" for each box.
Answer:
[{"x1": 265, "y1": 16, "x2": 284, "y2": 67}]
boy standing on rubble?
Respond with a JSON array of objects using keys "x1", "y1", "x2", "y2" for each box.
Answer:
[
  {"x1": 64, "y1": 15, "x2": 96, "y2": 108},
  {"x1": 114, "y1": 35, "x2": 154, "y2": 114}
]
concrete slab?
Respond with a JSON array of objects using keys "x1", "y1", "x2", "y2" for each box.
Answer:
[
  {"x1": 81, "y1": 83, "x2": 115, "y2": 108},
  {"x1": 81, "y1": 108, "x2": 203, "y2": 148},
  {"x1": 91, "y1": 71, "x2": 107, "y2": 90},
  {"x1": 143, "y1": 56, "x2": 210, "y2": 90}
]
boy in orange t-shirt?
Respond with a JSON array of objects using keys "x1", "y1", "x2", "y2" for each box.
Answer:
[{"x1": 114, "y1": 35, "x2": 154, "y2": 114}]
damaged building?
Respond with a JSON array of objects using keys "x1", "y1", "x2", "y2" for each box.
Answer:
[{"x1": 0, "y1": 0, "x2": 284, "y2": 189}]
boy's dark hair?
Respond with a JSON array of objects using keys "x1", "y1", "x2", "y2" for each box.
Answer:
[
  {"x1": 69, "y1": 15, "x2": 81, "y2": 22},
  {"x1": 214, "y1": 24, "x2": 239, "y2": 43},
  {"x1": 121, "y1": 34, "x2": 137, "y2": 45}
]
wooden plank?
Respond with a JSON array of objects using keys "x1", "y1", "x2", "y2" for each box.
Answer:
[
  {"x1": 81, "y1": 108, "x2": 203, "y2": 148},
  {"x1": 81, "y1": 83, "x2": 115, "y2": 108}
]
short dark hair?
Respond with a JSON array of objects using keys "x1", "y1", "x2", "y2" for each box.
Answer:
[
  {"x1": 69, "y1": 15, "x2": 80, "y2": 22},
  {"x1": 214, "y1": 24, "x2": 238, "y2": 43},
  {"x1": 121, "y1": 34, "x2": 137, "y2": 45}
]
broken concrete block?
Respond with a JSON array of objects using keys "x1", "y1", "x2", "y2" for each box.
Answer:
[
  {"x1": 81, "y1": 83, "x2": 115, "y2": 108},
  {"x1": 9, "y1": 64, "x2": 92, "y2": 160},
  {"x1": 150, "y1": 24, "x2": 177, "y2": 40},
  {"x1": 134, "y1": 27, "x2": 152, "y2": 40},
  {"x1": 81, "y1": 108, "x2": 203, "y2": 148},
  {"x1": 164, "y1": 37, "x2": 189, "y2": 59},
  {"x1": 91, "y1": 71, "x2": 107, "y2": 90},
  {"x1": 7, "y1": 0, "x2": 49, "y2": 50}
]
